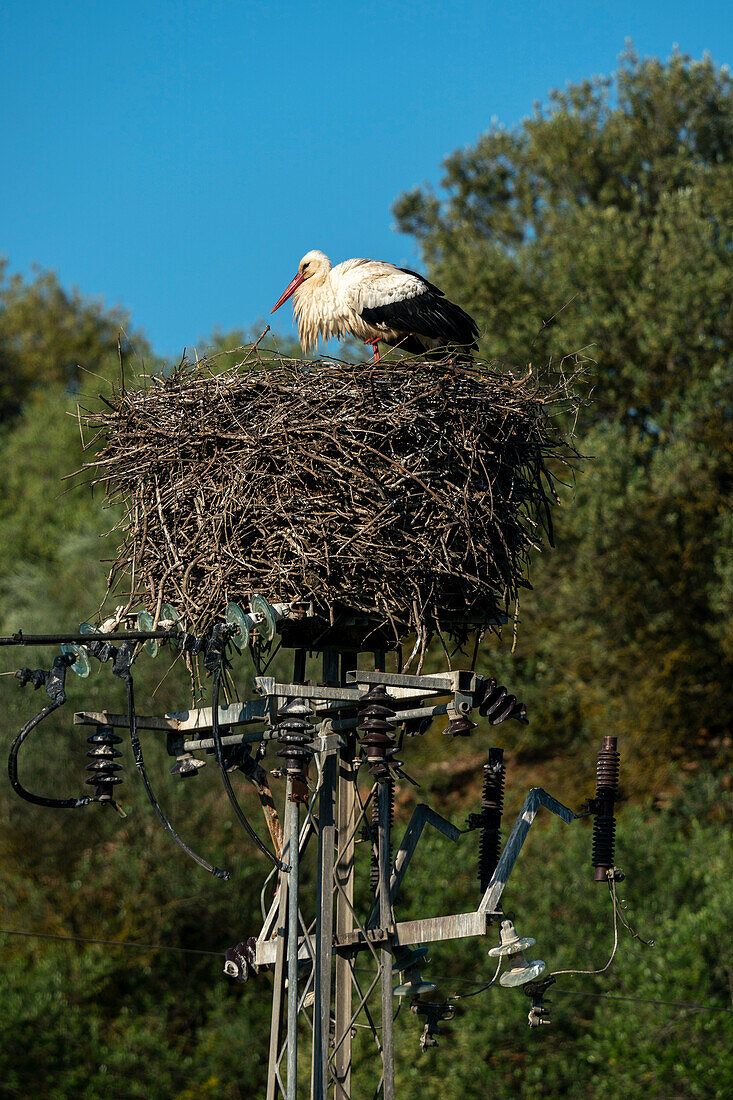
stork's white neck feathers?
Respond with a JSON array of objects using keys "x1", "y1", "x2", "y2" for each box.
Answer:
[{"x1": 291, "y1": 257, "x2": 338, "y2": 352}]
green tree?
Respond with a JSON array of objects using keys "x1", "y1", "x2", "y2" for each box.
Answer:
[
  {"x1": 394, "y1": 47, "x2": 733, "y2": 424},
  {"x1": 0, "y1": 261, "x2": 151, "y2": 424},
  {"x1": 395, "y1": 48, "x2": 733, "y2": 786}
]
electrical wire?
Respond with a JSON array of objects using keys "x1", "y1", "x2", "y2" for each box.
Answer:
[
  {"x1": 553, "y1": 988, "x2": 733, "y2": 1014},
  {"x1": 210, "y1": 661, "x2": 287, "y2": 871},
  {"x1": 6, "y1": 926, "x2": 721, "y2": 1017},
  {"x1": 8, "y1": 694, "x2": 91, "y2": 810},
  {"x1": 354, "y1": 965, "x2": 732, "y2": 1015},
  {"x1": 0, "y1": 927, "x2": 222, "y2": 957},
  {"x1": 260, "y1": 864, "x2": 279, "y2": 921},
  {"x1": 450, "y1": 957, "x2": 502, "y2": 1000},
  {"x1": 613, "y1": 888, "x2": 655, "y2": 947},
  {"x1": 550, "y1": 876, "x2": 620, "y2": 979},
  {"x1": 118, "y1": 652, "x2": 231, "y2": 881},
  {"x1": 3, "y1": 935, "x2": 727, "y2": 1016},
  {"x1": 8, "y1": 655, "x2": 94, "y2": 810}
]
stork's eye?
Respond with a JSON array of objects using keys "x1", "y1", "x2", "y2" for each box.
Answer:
[{"x1": 302, "y1": 262, "x2": 310, "y2": 271}]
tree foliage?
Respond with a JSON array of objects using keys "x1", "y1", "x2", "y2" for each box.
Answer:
[
  {"x1": 395, "y1": 48, "x2": 733, "y2": 787},
  {"x1": 394, "y1": 47, "x2": 733, "y2": 424},
  {"x1": 0, "y1": 261, "x2": 146, "y2": 424}
]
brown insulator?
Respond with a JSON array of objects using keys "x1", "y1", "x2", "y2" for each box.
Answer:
[
  {"x1": 369, "y1": 778, "x2": 394, "y2": 894},
  {"x1": 476, "y1": 677, "x2": 528, "y2": 725},
  {"x1": 357, "y1": 683, "x2": 396, "y2": 782},
  {"x1": 275, "y1": 698, "x2": 315, "y2": 804},
  {"x1": 223, "y1": 936, "x2": 260, "y2": 984},
  {"x1": 444, "y1": 714, "x2": 477, "y2": 737},
  {"x1": 85, "y1": 726, "x2": 123, "y2": 804},
  {"x1": 592, "y1": 736, "x2": 620, "y2": 882},
  {"x1": 477, "y1": 747, "x2": 505, "y2": 891}
]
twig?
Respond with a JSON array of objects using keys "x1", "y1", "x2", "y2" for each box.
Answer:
[{"x1": 75, "y1": 346, "x2": 585, "y2": 644}]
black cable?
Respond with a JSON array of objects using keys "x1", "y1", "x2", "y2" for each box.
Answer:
[
  {"x1": 450, "y1": 958, "x2": 502, "y2": 1000},
  {"x1": 9, "y1": 699, "x2": 91, "y2": 809},
  {"x1": 210, "y1": 650, "x2": 287, "y2": 871},
  {"x1": 0, "y1": 629, "x2": 179, "y2": 647},
  {"x1": 553, "y1": 988, "x2": 733, "y2": 1014},
  {"x1": 8, "y1": 654, "x2": 92, "y2": 810},
  {"x1": 0, "y1": 927, "x2": 222, "y2": 957},
  {"x1": 113, "y1": 644, "x2": 231, "y2": 881}
]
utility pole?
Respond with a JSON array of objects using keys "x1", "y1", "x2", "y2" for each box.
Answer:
[
  {"x1": 248, "y1": 642, "x2": 606, "y2": 1099},
  {"x1": 5, "y1": 602, "x2": 623, "y2": 1098}
]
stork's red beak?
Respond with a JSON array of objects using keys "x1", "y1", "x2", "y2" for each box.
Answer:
[{"x1": 271, "y1": 272, "x2": 305, "y2": 313}]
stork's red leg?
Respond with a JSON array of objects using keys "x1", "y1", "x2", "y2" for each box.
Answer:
[{"x1": 365, "y1": 338, "x2": 381, "y2": 362}]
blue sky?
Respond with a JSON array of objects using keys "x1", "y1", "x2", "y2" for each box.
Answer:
[{"x1": 1, "y1": 0, "x2": 730, "y2": 356}]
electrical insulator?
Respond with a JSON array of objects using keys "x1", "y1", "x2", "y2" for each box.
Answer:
[
  {"x1": 392, "y1": 945, "x2": 438, "y2": 998},
  {"x1": 357, "y1": 684, "x2": 397, "y2": 782},
  {"x1": 85, "y1": 726, "x2": 123, "y2": 805},
  {"x1": 170, "y1": 751, "x2": 206, "y2": 777},
  {"x1": 250, "y1": 594, "x2": 277, "y2": 642},
  {"x1": 475, "y1": 677, "x2": 528, "y2": 724},
  {"x1": 591, "y1": 736, "x2": 620, "y2": 882},
  {"x1": 223, "y1": 937, "x2": 259, "y2": 983},
  {"x1": 444, "y1": 714, "x2": 477, "y2": 737},
  {"x1": 225, "y1": 601, "x2": 251, "y2": 650},
  {"x1": 275, "y1": 697, "x2": 315, "y2": 804},
  {"x1": 477, "y1": 747, "x2": 505, "y2": 891},
  {"x1": 489, "y1": 919, "x2": 546, "y2": 987},
  {"x1": 369, "y1": 779, "x2": 394, "y2": 894}
]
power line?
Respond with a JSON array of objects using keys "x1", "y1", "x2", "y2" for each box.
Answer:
[
  {"x1": 7, "y1": 929, "x2": 727, "y2": 1016},
  {"x1": 354, "y1": 965, "x2": 732, "y2": 1015},
  {"x1": 0, "y1": 927, "x2": 221, "y2": 958},
  {"x1": 554, "y1": 988, "x2": 733, "y2": 1015}
]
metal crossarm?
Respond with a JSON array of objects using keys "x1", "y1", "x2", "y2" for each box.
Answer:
[{"x1": 478, "y1": 788, "x2": 577, "y2": 916}]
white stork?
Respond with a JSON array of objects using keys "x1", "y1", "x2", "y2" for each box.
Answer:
[{"x1": 271, "y1": 250, "x2": 479, "y2": 361}]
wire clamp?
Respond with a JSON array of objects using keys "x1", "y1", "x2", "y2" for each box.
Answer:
[
  {"x1": 524, "y1": 975, "x2": 555, "y2": 1027},
  {"x1": 410, "y1": 1000, "x2": 456, "y2": 1051}
]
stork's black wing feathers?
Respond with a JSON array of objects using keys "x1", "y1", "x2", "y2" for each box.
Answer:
[
  {"x1": 361, "y1": 283, "x2": 479, "y2": 351},
  {"x1": 396, "y1": 266, "x2": 438, "y2": 289}
]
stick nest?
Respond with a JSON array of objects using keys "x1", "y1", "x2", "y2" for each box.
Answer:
[{"x1": 80, "y1": 350, "x2": 581, "y2": 644}]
